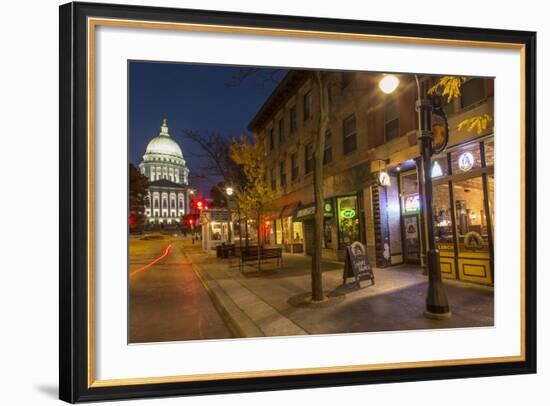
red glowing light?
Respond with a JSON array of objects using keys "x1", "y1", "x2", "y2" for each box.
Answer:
[{"x1": 130, "y1": 243, "x2": 172, "y2": 276}]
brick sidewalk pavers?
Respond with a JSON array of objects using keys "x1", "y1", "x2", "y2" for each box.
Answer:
[{"x1": 182, "y1": 240, "x2": 494, "y2": 339}]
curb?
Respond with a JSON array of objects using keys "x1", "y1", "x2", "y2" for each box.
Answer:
[{"x1": 180, "y1": 247, "x2": 264, "y2": 339}]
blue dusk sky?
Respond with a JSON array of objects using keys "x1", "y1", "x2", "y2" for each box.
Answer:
[{"x1": 129, "y1": 61, "x2": 283, "y2": 195}]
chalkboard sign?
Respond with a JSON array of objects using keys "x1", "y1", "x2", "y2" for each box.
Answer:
[{"x1": 342, "y1": 241, "x2": 375, "y2": 286}]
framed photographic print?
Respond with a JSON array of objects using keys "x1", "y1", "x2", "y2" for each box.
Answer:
[{"x1": 59, "y1": 1, "x2": 537, "y2": 403}]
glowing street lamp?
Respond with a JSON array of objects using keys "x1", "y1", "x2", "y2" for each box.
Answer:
[
  {"x1": 378, "y1": 74, "x2": 400, "y2": 94},
  {"x1": 225, "y1": 186, "x2": 234, "y2": 196}
]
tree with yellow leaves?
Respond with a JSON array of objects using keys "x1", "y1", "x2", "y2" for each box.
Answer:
[
  {"x1": 230, "y1": 134, "x2": 275, "y2": 270},
  {"x1": 428, "y1": 76, "x2": 493, "y2": 135}
]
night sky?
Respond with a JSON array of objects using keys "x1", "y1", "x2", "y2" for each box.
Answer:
[{"x1": 129, "y1": 61, "x2": 282, "y2": 195}]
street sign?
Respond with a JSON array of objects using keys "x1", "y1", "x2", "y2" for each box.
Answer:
[{"x1": 342, "y1": 241, "x2": 375, "y2": 287}]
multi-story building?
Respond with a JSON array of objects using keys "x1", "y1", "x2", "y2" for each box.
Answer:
[
  {"x1": 248, "y1": 70, "x2": 494, "y2": 285},
  {"x1": 139, "y1": 118, "x2": 192, "y2": 225}
]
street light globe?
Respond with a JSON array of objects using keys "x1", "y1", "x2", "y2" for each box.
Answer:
[
  {"x1": 225, "y1": 186, "x2": 234, "y2": 196},
  {"x1": 379, "y1": 74, "x2": 399, "y2": 94}
]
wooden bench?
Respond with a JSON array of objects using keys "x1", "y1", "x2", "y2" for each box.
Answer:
[{"x1": 239, "y1": 247, "x2": 283, "y2": 273}]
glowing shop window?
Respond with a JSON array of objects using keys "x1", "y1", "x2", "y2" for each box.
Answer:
[{"x1": 404, "y1": 194, "x2": 420, "y2": 213}]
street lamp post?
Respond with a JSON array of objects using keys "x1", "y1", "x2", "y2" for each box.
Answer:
[
  {"x1": 225, "y1": 186, "x2": 234, "y2": 243},
  {"x1": 379, "y1": 74, "x2": 451, "y2": 320}
]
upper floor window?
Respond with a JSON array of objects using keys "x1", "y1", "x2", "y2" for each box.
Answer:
[
  {"x1": 342, "y1": 114, "x2": 357, "y2": 155},
  {"x1": 269, "y1": 128, "x2": 274, "y2": 151},
  {"x1": 278, "y1": 118, "x2": 285, "y2": 144},
  {"x1": 323, "y1": 131, "x2": 333, "y2": 165},
  {"x1": 279, "y1": 160, "x2": 287, "y2": 187},
  {"x1": 460, "y1": 78, "x2": 486, "y2": 109},
  {"x1": 289, "y1": 106, "x2": 297, "y2": 133},
  {"x1": 384, "y1": 99, "x2": 400, "y2": 141},
  {"x1": 303, "y1": 91, "x2": 312, "y2": 121},
  {"x1": 291, "y1": 152, "x2": 299, "y2": 181},
  {"x1": 305, "y1": 143, "x2": 314, "y2": 174},
  {"x1": 270, "y1": 167, "x2": 276, "y2": 190}
]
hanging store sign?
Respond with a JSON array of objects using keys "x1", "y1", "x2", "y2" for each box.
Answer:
[
  {"x1": 431, "y1": 102, "x2": 449, "y2": 153},
  {"x1": 458, "y1": 152, "x2": 475, "y2": 172},
  {"x1": 378, "y1": 170, "x2": 391, "y2": 187}
]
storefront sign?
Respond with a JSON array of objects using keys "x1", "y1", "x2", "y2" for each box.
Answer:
[
  {"x1": 294, "y1": 199, "x2": 333, "y2": 220},
  {"x1": 342, "y1": 241, "x2": 375, "y2": 287},
  {"x1": 431, "y1": 161, "x2": 443, "y2": 178},
  {"x1": 431, "y1": 107, "x2": 449, "y2": 153},
  {"x1": 341, "y1": 208, "x2": 356, "y2": 219},
  {"x1": 458, "y1": 152, "x2": 475, "y2": 172},
  {"x1": 378, "y1": 170, "x2": 391, "y2": 187}
]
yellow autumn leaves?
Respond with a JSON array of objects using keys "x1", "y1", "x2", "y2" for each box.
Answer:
[{"x1": 428, "y1": 76, "x2": 493, "y2": 134}]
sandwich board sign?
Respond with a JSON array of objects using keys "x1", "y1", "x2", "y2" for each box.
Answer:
[{"x1": 342, "y1": 241, "x2": 375, "y2": 287}]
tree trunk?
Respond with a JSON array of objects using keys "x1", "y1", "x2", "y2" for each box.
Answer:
[{"x1": 311, "y1": 71, "x2": 329, "y2": 301}]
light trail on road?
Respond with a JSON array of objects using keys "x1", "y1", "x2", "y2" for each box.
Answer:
[{"x1": 130, "y1": 243, "x2": 173, "y2": 277}]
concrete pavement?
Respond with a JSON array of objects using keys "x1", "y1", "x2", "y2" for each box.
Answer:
[{"x1": 184, "y1": 240, "x2": 494, "y2": 338}]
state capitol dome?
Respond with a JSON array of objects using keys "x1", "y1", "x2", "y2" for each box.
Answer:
[
  {"x1": 139, "y1": 118, "x2": 189, "y2": 185},
  {"x1": 143, "y1": 118, "x2": 184, "y2": 159}
]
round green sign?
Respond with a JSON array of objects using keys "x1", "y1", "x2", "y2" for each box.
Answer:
[{"x1": 341, "y1": 208, "x2": 356, "y2": 219}]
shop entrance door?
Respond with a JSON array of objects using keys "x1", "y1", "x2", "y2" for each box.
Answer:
[
  {"x1": 304, "y1": 220, "x2": 314, "y2": 256},
  {"x1": 402, "y1": 214, "x2": 421, "y2": 264}
]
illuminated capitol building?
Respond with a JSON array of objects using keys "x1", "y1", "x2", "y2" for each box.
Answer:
[{"x1": 139, "y1": 118, "x2": 191, "y2": 225}]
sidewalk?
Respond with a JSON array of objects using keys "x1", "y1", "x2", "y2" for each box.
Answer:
[{"x1": 180, "y1": 240, "x2": 494, "y2": 338}]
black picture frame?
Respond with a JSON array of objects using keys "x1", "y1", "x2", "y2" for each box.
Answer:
[{"x1": 59, "y1": 1, "x2": 537, "y2": 403}]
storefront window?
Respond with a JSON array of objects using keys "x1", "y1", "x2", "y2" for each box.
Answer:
[
  {"x1": 484, "y1": 139, "x2": 494, "y2": 167},
  {"x1": 337, "y1": 195, "x2": 360, "y2": 248},
  {"x1": 451, "y1": 144, "x2": 482, "y2": 174},
  {"x1": 283, "y1": 216, "x2": 293, "y2": 245},
  {"x1": 401, "y1": 171, "x2": 420, "y2": 214},
  {"x1": 431, "y1": 156, "x2": 449, "y2": 178},
  {"x1": 293, "y1": 221, "x2": 304, "y2": 243},
  {"x1": 432, "y1": 183, "x2": 454, "y2": 246},
  {"x1": 453, "y1": 177, "x2": 489, "y2": 253},
  {"x1": 275, "y1": 218, "x2": 283, "y2": 244}
]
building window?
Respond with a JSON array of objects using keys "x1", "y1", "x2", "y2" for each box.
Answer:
[
  {"x1": 337, "y1": 195, "x2": 360, "y2": 248},
  {"x1": 303, "y1": 91, "x2": 312, "y2": 121},
  {"x1": 305, "y1": 143, "x2": 314, "y2": 174},
  {"x1": 278, "y1": 118, "x2": 285, "y2": 144},
  {"x1": 171, "y1": 200, "x2": 175, "y2": 209},
  {"x1": 291, "y1": 152, "x2": 299, "y2": 181},
  {"x1": 290, "y1": 106, "x2": 297, "y2": 133},
  {"x1": 279, "y1": 160, "x2": 287, "y2": 187},
  {"x1": 154, "y1": 199, "x2": 159, "y2": 209},
  {"x1": 270, "y1": 167, "x2": 276, "y2": 190},
  {"x1": 461, "y1": 78, "x2": 486, "y2": 109},
  {"x1": 323, "y1": 131, "x2": 333, "y2": 165},
  {"x1": 384, "y1": 99, "x2": 400, "y2": 141},
  {"x1": 269, "y1": 128, "x2": 274, "y2": 151},
  {"x1": 342, "y1": 114, "x2": 357, "y2": 155}
]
